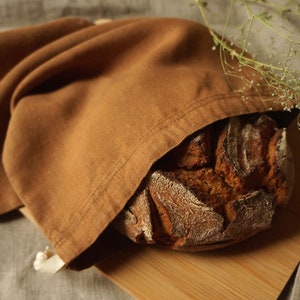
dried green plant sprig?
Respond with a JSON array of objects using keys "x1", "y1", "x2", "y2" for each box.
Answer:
[{"x1": 196, "y1": 0, "x2": 300, "y2": 115}]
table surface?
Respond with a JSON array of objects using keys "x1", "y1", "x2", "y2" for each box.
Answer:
[{"x1": 97, "y1": 118, "x2": 300, "y2": 300}]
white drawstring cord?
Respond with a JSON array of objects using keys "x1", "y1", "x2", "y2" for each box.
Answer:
[{"x1": 33, "y1": 246, "x2": 65, "y2": 274}]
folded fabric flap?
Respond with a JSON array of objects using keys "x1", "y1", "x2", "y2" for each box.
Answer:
[
  {"x1": 0, "y1": 17, "x2": 294, "y2": 268},
  {"x1": 0, "y1": 17, "x2": 93, "y2": 80},
  {"x1": 0, "y1": 17, "x2": 94, "y2": 214}
]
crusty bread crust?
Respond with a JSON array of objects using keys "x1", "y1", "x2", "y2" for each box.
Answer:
[{"x1": 112, "y1": 113, "x2": 294, "y2": 251}]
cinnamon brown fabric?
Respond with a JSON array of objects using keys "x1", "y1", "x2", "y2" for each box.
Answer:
[{"x1": 0, "y1": 17, "x2": 290, "y2": 268}]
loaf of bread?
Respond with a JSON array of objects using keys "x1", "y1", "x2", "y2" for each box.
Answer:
[{"x1": 112, "y1": 113, "x2": 294, "y2": 251}]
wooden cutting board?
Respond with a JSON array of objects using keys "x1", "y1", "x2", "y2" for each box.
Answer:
[{"x1": 96, "y1": 118, "x2": 300, "y2": 300}]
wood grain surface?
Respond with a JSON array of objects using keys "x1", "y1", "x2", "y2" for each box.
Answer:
[{"x1": 97, "y1": 118, "x2": 300, "y2": 300}]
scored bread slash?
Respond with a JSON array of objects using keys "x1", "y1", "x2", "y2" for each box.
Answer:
[
  {"x1": 264, "y1": 128, "x2": 294, "y2": 207},
  {"x1": 157, "y1": 127, "x2": 212, "y2": 170},
  {"x1": 148, "y1": 171, "x2": 224, "y2": 249},
  {"x1": 113, "y1": 189, "x2": 156, "y2": 245},
  {"x1": 112, "y1": 113, "x2": 295, "y2": 251},
  {"x1": 215, "y1": 114, "x2": 276, "y2": 193}
]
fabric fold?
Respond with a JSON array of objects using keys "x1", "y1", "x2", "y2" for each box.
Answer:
[{"x1": 0, "y1": 17, "x2": 294, "y2": 268}]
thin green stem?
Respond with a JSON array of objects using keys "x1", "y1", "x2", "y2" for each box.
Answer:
[
  {"x1": 195, "y1": 0, "x2": 300, "y2": 111},
  {"x1": 241, "y1": 15, "x2": 254, "y2": 57}
]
